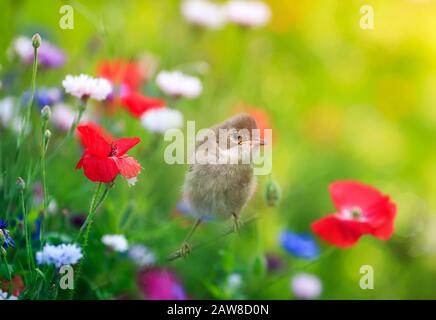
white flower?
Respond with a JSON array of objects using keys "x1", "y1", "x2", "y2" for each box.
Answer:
[
  {"x1": 156, "y1": 71, "x2": 202, "y2": 99},
  {"x1": 128, "y1": 244, "x2": 156, "y2": 267},
  {"x1": 290, "y1": 273, "x2": 322, "y2": 299},
  {"x1": 140, "y1": 108, "x2": 184, "y2": 134},
  {"x1": 181, "y1": 0, "x2": 227, "y2": 30},
  {"x1": 226, "y1": 1, "x2": 271, "y2": 28},
  {"x1": 0, "y1": 96, "x2": 14, "y2": 126},
  {"x1": 101, "y1": 234, "x2": 129, "y2": 252},
  {"x1": 62, "y1": 74, "x2": 112, "y2": 101},
  {"x1": 36, "y1": 243, "x2": 83, "y2": 268},
  {"x1": 0, "y1": 290, "x2": 18, "y2": 300}
]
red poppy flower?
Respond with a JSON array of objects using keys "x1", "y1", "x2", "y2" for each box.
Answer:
[
  {"x1": 76, "y1": 123, "x2": 141, "y2": 183},
  {"x1": 311, "y1": 181, "x2": 396, "y2": 248},
  {"x1": 121, "y1": 92, "x2": 165, "y2": 118},
  {"x1": 97, "y1": 59, "x2": 144, "y2": 92},
  {"x1": 76, "y1": 122, "x2": 114, "y2": 148}
]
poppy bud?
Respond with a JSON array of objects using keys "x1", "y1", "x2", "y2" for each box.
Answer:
[
  {"x1": 41, "y1": 105, "x2": 51, "y2": 121},
  {"x1": 16, "y1": 177, "x2": 26, "y2": 191},
  {"x1": 44, "y1": 129, "x2": 52, "y2": 141},
  {"x1": 265, "y1": 179, "x2": 281, "y2": 207},
  {"x1": 32, "y1": 33, "x2": 41, "y2": 48}
]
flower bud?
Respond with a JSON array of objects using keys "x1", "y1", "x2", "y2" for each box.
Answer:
[
  {"x1": 44, "y1": 129, "x2": 52, "y2": 141},
  {"x1": 41, "y1": 105, "x2": 51, "y2": 121},
  {"x1": 0, "y1": 246, "x2": 6, "y2": 257},
  {"x1": 0, "y1": 229, "x2": 5, "y2": 246},
  {"x1": 32, "y1": 33, "x2": 41, "y2": 48},
  {"x1": 16, "y1": 177, "x2": 26, "y2": 191},
  {"x1": 265, "y1": 179, "x2": 281, "y2": 207}
]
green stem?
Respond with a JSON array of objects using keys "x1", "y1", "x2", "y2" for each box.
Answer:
[
  {"x1": 17, "y1": 45, "x2": 39, "y2": 157},
  {"x1": 70, "y1": 182, "x2": 111, "y2": 299},
  {"x1": 1, "y1": 255, "x2": 13, "y2": 297},
  {"x1": 40, "y1": 122, "x2": 48, "y2": 246},
  {"x1": 20, "y1": 189, "x2": 35, "y2": 279},
  {"x1": 166, "y1": 215, "x2": 258, "y2": 262}
]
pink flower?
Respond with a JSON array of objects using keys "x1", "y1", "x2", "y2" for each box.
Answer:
[{"x1": 137, "y1": 268, "x2": 187, "y2": 300}]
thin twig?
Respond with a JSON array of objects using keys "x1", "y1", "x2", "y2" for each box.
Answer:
[{"x1": 166, "y1": 215, "x2": 258, "y2": 262}]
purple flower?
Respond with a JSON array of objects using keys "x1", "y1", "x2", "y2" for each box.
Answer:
[
  {"x1": 138, "y1": 268, "x2": 188, "y2": 300},
  {"x1": 280, "y1": 230, "x2": 320, "y2": 260},
  {"x1": 13, "y1": 36, "x2": 66, "y2": 68}
]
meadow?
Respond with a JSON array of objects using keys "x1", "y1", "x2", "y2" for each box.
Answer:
[{"x1": 1, "y1": 0, "x2": 436, "y2": 300}]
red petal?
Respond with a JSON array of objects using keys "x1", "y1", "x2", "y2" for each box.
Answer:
[
  {"x1": 311, "y1": 215, "x2": 370, "y2": 248},
  {"x1": 329, "y1": 181, "x2": 385, "y2": 212},
  {"x1": 77, "y1": 123, "x2": 112, "y2": 157},
  {"x1": 120, "y1": 92, "x2": 165, "y2": 117},
  {"x1": 369, "y1": 200, "x2": 397, "y2": 240},
  {"x1": 114, "y1": 156, "x2": 141, "y2": 179},
  {"x1": 80, "y1": 154, "x2": 119, "y2": 183},
  {"x1": 97, "y1": 60, "x2": 143, "y2": 91},
  {"x1": 114, "y1": 137, "x2": 141, "y2": 156}
]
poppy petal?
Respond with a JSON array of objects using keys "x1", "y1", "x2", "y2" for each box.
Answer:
[
  {"x1": 114, "y1": 137, "x2": 141, "y2": 156},
  {"x1": 311, "y1": 215, "x2": 370, "y2": 248},
  {"x1": 114, "y1": 156, "x2": 141, "y2": 179},
  {"x1": 329, "y1": 181, "x2": 385, "y2": 212},
  {"x1": 81, "y1": 156, "x2": 119, "y2": 183},
  {"x1": 369, "y1": 201, "x2": 397, "y2": 240},
  {"x1": 77, "y1": 124, "x2": 112, "y2": 157},
  {"x1": 121, "y1": 92, "x2": 165, "y2": 117}
]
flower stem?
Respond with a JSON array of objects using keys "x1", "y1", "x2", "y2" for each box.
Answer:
[
  {"x1": 20, "y1": 188, "x2": 35, "y2": 280},
  {"x1": 70, "y1": 182, "x2": 111, "y2": 299},
  {"x1": 16, "y1": 44, "x2": 39, "y2": 157},
  {"x1": 40, "y1": 122, "x2": 49, "y2": 246},
  {"x1": 1, "y1": 255, "x2": 13, "y2": 297}
]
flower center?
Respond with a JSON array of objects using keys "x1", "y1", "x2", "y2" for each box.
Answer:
[
  {"x1": 109, "y1": 143, "x2": 118, "y2": 157},
  {"x1": 350, "y1": 207, "x2": 362, "y2": 219},
  {"x1": 341, "y1": 206, "x2": 363, "y2": 220}
]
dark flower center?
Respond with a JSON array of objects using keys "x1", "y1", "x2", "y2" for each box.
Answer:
[
  {"x1": 350, "y1": 207, "x2": 362, "y2": 219},
  {"x1": 109, "y1": 143, "x2": 118, "y2": 157}
]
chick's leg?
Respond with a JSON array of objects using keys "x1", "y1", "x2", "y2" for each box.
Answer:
[
  {"x1": 232, "y1": 212, "x2": 243, "y2": 235},
  {"x1": 179, "y1": 218, "x2": 202, "y2": 257}
]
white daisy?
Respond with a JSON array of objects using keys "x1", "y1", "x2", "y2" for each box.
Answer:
[
  {"x1": 62, "y1": 74, "x2": 112, "y2": 101},
  {"x1": 290, "y1": 273, "x2": 322, "y2": 299},
  {"x1": 140, "y1": 108, "x2": 184, "y2": 134},
  {"x1": 156, "y1": 71, "x2": 202, "y2": 99},
  {"x1": 128, "y1": 244, "x2": 156, "y2": 267},
  {"x1": 36, "y1": 243, "x2": 83, "y2": 268},
  {"x1": 226, "y1": 0, "x2": 271, "y2": 28},
  {"x1": 101, "y1": 234, "x2": 129, "y2": 252},
  {"x1": 181, "y1": 0, "x2": 227, "y2": 30}
]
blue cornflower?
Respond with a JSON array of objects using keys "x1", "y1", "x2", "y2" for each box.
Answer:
[
  {"x1": 22, "y1": 87, "x2": 63, "y2": 108},
  {"x1": 280, "y1": 230, "x2": 319, "y2": 260},
  {"x1": 0, "y1": 219, "x2": 15, "y2": 249}
]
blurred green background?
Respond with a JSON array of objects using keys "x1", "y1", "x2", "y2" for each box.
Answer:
[{"x1": 1, "y1": 0, "x2": 436, "y2": 299}]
